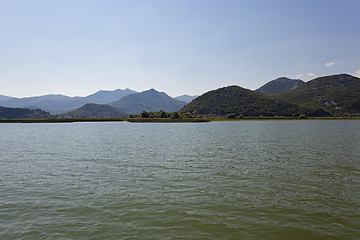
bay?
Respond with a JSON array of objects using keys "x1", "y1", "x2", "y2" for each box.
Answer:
[{"x1": 0, "y1": 121, "x2": 359, "y2": 239}]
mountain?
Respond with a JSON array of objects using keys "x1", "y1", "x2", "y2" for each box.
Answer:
[
  {"x1": 180, "y1": 85, "x2": 330, "y2": 117},
  {"x1": 0, "y1": 95, "x2": 15, "y2": 103},
  {"x1": 0, "y1": 89, "x2": 136, "y2": 114},
  {"x1": 84, "y1": 88, "x2": 137, "y2": 104},
  {"x1": 256, "y1": 77, "x2": 305, "y2": 95},
  {"x1": 1, "y1": 94, "x2": 86, "y2": 114},
  {"x1": 174, "y1": 95, "x2": 199, "y2": 103},
  {"x1": 109, "y1": 89, "x2": 187, "y2": 114},
  {"x1": 0, "y1": 106, "x2": 51, "y2": 119},
  {"x1": 62, "y1": 103, "x2": 127, "y2": 118},
  {"x1": 278, "y1": 74, "x2": 360, "y2": 117}
]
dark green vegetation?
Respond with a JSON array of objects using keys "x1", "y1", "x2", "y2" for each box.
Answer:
[
  {"x1": 0, "y1": 106, "x2": 51, "y2": 119},
  {"x1": 180, "y1": 85, "x2": 330, "y2": 117},
  {"x1": 109, "y1": 89, "x2": 187, "y2": 114},
  {"x1": 128, "y1": 110, "x2": 185, "y2": 119},
  {"x1": 256, "y1": 77, "x2": 305, "y2": 94},
  {"x1": 181, "y1": 74, "x2": 360, "y2": 118},
  {"x1": 278, "y1": 74, "x2": 360, "y2": 117},
  {"x1": 127, "y1": 118, "x2": 209, "y2": 123},
  {"x1": 62, "y1": 103, "x2": 127, "y2": 118}
]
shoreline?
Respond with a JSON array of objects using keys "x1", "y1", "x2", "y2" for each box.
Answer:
[{"x1": 0, "y1": 117, "x2": 360, "y2": 123}]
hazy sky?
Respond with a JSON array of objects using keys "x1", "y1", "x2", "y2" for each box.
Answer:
[{"x1": 1, "y1": 0, "x2": 359, "y2": 97}]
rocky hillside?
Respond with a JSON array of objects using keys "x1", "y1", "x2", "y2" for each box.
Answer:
[
  {"x1": 278, "y1": 74, "x2": 360, "y2": 116},
  {"x1": 256, "y1": 77, "x2": 305, "y2": 95}
]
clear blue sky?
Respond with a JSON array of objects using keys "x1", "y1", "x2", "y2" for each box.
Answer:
[{"x1": 1, "y1": 0, "x2": 359, "y2": 97}]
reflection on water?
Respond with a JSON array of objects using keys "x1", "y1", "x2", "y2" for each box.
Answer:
[{"x1": 0, "y1": 121, "x2": 359, "y2": 239}]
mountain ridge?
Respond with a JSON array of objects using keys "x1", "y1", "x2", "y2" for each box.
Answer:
[
  {"x1": 0, "y1": 89, "x2": 137, "y2": 114},
  {"x1": 109, "y1": 89, "x2": 187, "y2": 114},
  {"x1": 2, "y1": 73, "x2": 359, "y2": 118},
  {"x1": 174, "y1": 95, "x2": 199, "y2": 103}
]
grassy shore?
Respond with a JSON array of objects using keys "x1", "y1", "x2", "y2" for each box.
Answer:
[
  {"x1": 0, "y1": 117, "x2": 359, "y2": 123},
  {"x1": 127, "y1": 118, "x2": 210, "y2": 123},
  {"x1": 210, "y1": 116, "x2": 360, "y2": 121}
]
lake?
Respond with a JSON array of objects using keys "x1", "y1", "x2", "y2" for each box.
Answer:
[{"x1": 0, "y1": 121, "x2": 359, "y2": 239}]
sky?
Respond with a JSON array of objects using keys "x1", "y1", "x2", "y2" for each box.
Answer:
[{"x1": 1, "y1": 0, "x2": 360, "y2": 98}]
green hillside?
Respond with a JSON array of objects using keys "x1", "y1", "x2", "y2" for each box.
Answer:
[
  {"x1": 278, "y1": 74, "x2": 360, "y2": 117},
  {"x1": 0, "y1": 106, "x2": 51, "y2": 119},
  {"x1": 180, "y1": 85, "x2": 329, "y2": 117},
  {"x1": 63, "y1": 103, "x2": 127, "y2": 118}
]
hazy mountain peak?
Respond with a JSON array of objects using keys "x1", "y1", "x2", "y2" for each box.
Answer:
[
  {"x1": 109, "y1": 89, "x2": 187, "y2": 114},
  {"x1": 0, "y1": 95, "x2": 15, "y2": 103},
  {"x1": 174, "y1": 95, "x2": 199, "y2": 103}
]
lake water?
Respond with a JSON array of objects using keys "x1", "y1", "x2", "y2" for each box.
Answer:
[{"x1": 0, "y1": 120, "x2": 359, "y2": 239}]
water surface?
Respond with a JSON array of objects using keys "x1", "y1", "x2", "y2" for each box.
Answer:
[{"x1": 0, "y1": 121, "x2": 359, "y2": 239}]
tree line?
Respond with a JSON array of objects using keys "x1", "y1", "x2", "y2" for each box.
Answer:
[{"x1": 128, "y1": 110, "x2": 199, "y2": 119}]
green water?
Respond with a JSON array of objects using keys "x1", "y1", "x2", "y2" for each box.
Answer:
[{"x1": 0, "y1": 121, "x2": 359, "y2": 239}]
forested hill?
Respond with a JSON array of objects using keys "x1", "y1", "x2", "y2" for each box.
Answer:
[
  {"x1": 278, "y1": 74, "x2": 360, "y2": 117},
  {"x1": 62, "y1": 103, "x2": 127, "y2": 118},
  {"x1": 180, "y1": 85, "x2": 329, "y2": 117},
  {"x1": 0, "y1": 106, "x2": 51, "y2": 119}
]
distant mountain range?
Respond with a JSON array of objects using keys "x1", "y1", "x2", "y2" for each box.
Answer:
[
  {"x1": 83, "y1": 88, "x2": 137, "y2": 104},
  {"x1": 1, "y1": 74, "x2": 359, "y2": 119},
  {"x1": 109, "y1": 89, "x2": 187, "y2": 114},
  {"x1": 0, "y1": 88, "x2": 137, "y2": 114},
  {"x1": 256, "y1": 77, "x2": 305, "y2": 94},
  {"x1": 0, "y1": 89, "x2": 196, "y2": 115}
]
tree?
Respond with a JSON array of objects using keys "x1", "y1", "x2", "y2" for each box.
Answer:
[
  {"x1": 183, "y1": 112, "x2": 192, "y2": 118},
  {"x1": 170, "y1": 112, "x2": 180, "y2": 119},
  {"x1": 159, "y1": 110, "x2": 168, "y2": 118},
  {"x1": 140, "y1": 111, "x2": 149, "y2": 118},
  {"x1": 227, "y1": 113, "x2": 236, "y2": 119}
]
